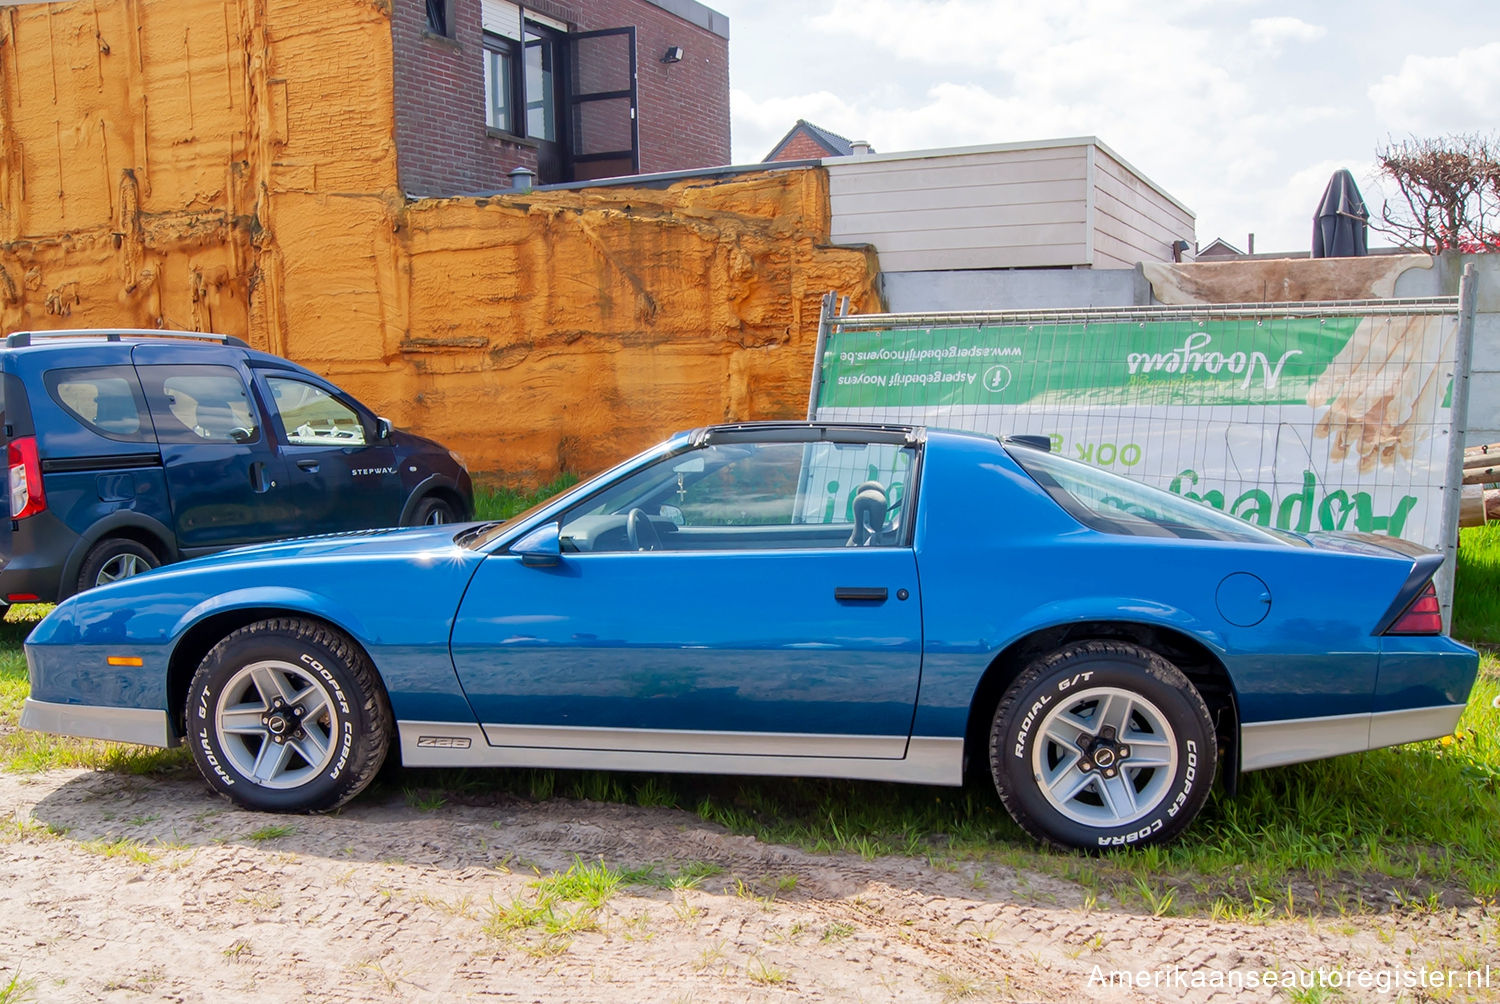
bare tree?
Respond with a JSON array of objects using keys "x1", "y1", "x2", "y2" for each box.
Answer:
[{"x1": 1374, "y1": 134, "x2": 1500, "y2": 253}]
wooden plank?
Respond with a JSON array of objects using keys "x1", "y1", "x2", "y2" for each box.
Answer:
[
  {"x1": 826, "y1": 144, "x2": 1089, "y2": 176},
  {"x1": 845, "y1": 221, "x2": 1088, "y2": 255},
  {"x1": 831, "y1": 200, "x2": 1086, "y2": 236},
  {"x1": 827, "y1": 155, "x2": 1088, "y2": 196},
  {"x1": 829, "y1": 178, "x2": 1087, "y2": 216},
  {"x1": 876, "y1": 244, "x2": 1089, "y2": 271},
  {"x1": 1094, "y1": 189, "x2": 1190, "y2": 246}
]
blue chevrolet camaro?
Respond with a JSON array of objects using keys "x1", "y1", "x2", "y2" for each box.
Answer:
[{"x1": 20, "y1": 423, "x2": 1479, "y2": 849}]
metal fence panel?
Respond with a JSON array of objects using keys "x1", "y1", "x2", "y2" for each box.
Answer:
[{"x1": 808, "y1": 286, "x2": 1474, "y2": 622}]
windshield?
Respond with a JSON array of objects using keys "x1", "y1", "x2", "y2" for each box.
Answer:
[{"x1": 1007, "y1": 446, "x2": 1290, "y2": 545}]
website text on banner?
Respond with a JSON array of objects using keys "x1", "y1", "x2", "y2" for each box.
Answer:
[{"x1": 812, "y1": 307, "x2": 1462, "y2": 551}]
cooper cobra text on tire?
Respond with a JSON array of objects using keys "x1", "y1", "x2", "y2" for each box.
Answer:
[
  {"x1": 185, "y1": 617, "x2": 393, "y2": 812},
  {"x1": 989, "y1": 640, "x2": 1217, "y2": 850}
]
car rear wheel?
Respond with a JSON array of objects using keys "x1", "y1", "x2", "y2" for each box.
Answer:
[
  {"x1": 186, "y1": 617, "x2": 392, "y2": 812},
  {"x1": 408, "y1": 496, "x2": 458, "y2": 526},
  {"x1": 77, "y1": 538, "x2": 160, "y2": 593},
  {"x1": 989, "y1": 640, "x2": 1216, "y2": 850}
]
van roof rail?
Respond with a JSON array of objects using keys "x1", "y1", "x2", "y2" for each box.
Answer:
[{"x1": 4, "y1": 329, "x2": 250, "y2": 349}]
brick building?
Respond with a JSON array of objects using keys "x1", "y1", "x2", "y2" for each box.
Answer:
[
  {"x1": 395, "y1": 0, "x2": 730, "y2": 194},
  {"x1": 763, "y1": 120, "x2": 872, "y2": 163}
]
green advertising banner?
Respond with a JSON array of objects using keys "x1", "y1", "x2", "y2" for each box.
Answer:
[
  {"x1": 818, "y1": 318, "x2": 1362, "y2": 409},
  {"x1": 814, "y1": 311, "x2": 1460, "y2": 550}
]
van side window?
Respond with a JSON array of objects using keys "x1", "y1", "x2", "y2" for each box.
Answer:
[
  {"x1": 139, "y1": 365, "x2": 261, "y2": 445},
  {"x1": 264, "y1": 377, "x2": 367, "y2": 446},
  {"x1": 44, "y1": 367, "x2": 152, "y2": 443}
]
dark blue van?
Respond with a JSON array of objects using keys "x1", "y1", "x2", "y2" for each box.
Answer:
[{"x1": 1, "y1": 329, "x2": 473, "y2": 603}]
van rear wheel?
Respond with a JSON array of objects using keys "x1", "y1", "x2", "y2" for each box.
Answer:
[{"x1": 77, "y1": 538, "x2": 160, "y2": 592}]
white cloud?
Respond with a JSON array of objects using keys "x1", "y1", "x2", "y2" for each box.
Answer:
[
  {"x1": 1368, "y1": 42, "x2": 1500, "y2": 133},
  {"x1": 718, "y1": 0, "x2": 1485, "y2": 262},
  {"x1": 1248, "y1": 16, "x2": 1326, "y2": 52}
]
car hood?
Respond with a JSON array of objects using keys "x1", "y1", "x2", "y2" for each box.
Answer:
[
  {"x1": 169, "y1": 523, "x2": 477, "y2": 569},
  {"x1": 32, "y1": 523, "x2": 488, "y2": 649}
]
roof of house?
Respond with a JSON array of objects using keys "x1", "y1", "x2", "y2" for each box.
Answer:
[
  {"x1": 1196, "y1": 237, "x2": 1245, "y2": 258},
  {"x1": 761, "y1": 120, "x2": 871, "y2": 162}
]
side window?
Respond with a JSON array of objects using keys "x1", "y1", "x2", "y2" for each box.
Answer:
[
  {"x1": 140, "y1": 365, "x2": 261, "y2": 445},
  {"x1": 264, "y1": 377, "x2": 367, "y2": 447},
  {"x1": 44, "y1": 366, "x2": 152, "y2": 443},
  {"x1": 557, "y1": 440, "x2": 915, "y2": 552}
]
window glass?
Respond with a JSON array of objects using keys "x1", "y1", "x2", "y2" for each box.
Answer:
[
  {"x1": 425, "y1": 0, "x2": 449, "y2": 36},
  {"x1": 483, "y1": 37, "x2": 516, "y2": 132},
  {"x1": 45, "y1": 366, "x2": 151, "y2": 442},
  {"x1": 1009, "y1": 446, "x2": 1286, "y2": 544},
  {"x1": 558, "y1": 440, "x2": 915, "y2": 552},
  {"x1": 524, "y1": 29, "x2": 556, "y2": 141},
  {"x1": 265, "y1": 377, "x2": 367, "y2": 446},
  {"x1": 138, "y1": 366, "x2": 259, "y2": 445}
]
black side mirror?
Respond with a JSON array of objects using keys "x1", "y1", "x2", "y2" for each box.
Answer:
[{"x1": 375, "y1": 417, "x2": 394, "y2": 441}]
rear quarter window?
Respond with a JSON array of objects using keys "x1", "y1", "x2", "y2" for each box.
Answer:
[
  {"x1": 44, "y1": 366, "x2": 153, "y2": 443},
  {"x1": 1007, "y1": 445, "x2": 1290, "y2": 545}
]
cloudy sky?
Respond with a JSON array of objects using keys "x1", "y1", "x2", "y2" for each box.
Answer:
[{"x1": 710, "y1": 0, "x2": 1499, "y2": 254}]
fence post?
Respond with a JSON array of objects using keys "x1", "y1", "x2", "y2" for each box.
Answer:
[
  {"x1": 1437, "y1": 262, "x2": 1479, "y2": 632},
  {"x1": 806, "y1": 291, "x2": 836, "y2": 420}
]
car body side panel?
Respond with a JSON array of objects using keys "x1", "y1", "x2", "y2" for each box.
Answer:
[
  {"x1": 908, "y1": 432, "x2": 1440, "y2": 740},
  {"x1": 1374, "y1": 636, "x2": 1479, "y2": 712},
  {"x1": 450, "y1": 548, "x2": 923, "y2": 746},
  {"x1": 25, "y1": 529, "x2": 489, "y2": 727}
]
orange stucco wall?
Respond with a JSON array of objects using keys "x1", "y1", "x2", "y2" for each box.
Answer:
[{"x1": 0, "y1": 0, "x2": 878, "y2": 484}]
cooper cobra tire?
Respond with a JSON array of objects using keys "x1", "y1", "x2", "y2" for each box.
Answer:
[
  {"x1": 186, "y1": 617, "x2": 392, "y2": 813},
  {"x1": 989, "y1": 640, "x2": 1216, "y2": 851},
  {"x1": 77, "y1": 537, "x2": 160, "y2": 593}
]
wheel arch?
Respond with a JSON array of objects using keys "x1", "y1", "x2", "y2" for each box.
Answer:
[
  {"x1": 59, "y1": 513, "x2": 177, "y2": 600},
  {"x1": 399, "y1": 476, "x2": 471, "y2": 524},
  {"x1": 165, "y1": 607, "x2": 393, "y2": 744},
  {"x1": 963, "y1": 620, "x2": 1240, "y2": 793}
]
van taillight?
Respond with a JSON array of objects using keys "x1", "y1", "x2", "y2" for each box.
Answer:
[
  {"x1": 8, "y1": 437, "x2": 44, "y2": 519},
  {"x1": 1384, "y1": 581, "x2": 1442, "y2": 635}
]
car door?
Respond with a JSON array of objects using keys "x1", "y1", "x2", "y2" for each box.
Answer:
[
  {"x1": 450, "y1": 434, "x2": 924, "y2": 757},
  {"x1": 133, "y1": 359, "x2": 296, "y2": 553},
  {"x1": 255, "y1": 371, "x2": 403, "y2": 532}
]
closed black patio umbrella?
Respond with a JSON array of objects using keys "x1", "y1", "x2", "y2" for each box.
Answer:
[{"x1": 1311, "y1": 168, "x2": 1369, "y2": 257}]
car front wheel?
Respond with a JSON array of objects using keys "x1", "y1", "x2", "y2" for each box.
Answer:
[
  {"x1": 989, "y1": 640, "x2": 1216, "y2": 850},
  {"x1": 186, "y1": 617, "x2": 392, "y2": 812}
]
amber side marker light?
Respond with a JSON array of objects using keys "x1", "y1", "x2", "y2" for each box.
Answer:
[{"x1": 106, "y1": 656, "x2": 144, "y2": 667}]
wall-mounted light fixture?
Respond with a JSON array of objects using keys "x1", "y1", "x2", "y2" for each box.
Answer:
[{"x1": 662, "y1": 45, "x2": 684, "y2": 63}]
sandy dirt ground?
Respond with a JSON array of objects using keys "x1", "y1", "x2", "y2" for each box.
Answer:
[{"x1": 0, "y1": 767, "x2": 1495, "y2": 1003}]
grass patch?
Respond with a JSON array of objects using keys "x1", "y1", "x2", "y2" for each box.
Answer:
[
  {"x1": 482, "y1": 857, "x2": 622, "y2": 954},
  {"x1": 1454, "y1": 523, "x2": 1500, "y2": 643},
  {"x1": 472, "y1": 474, "x2": 580, "y2": 522},
  {"x1": 0, "y1": 967, "x2": 36, "y2": 1004}
]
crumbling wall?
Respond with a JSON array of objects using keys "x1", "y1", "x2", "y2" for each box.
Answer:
[{"x1": 0, "y1": 0, "x2": 877, "y2": 485}]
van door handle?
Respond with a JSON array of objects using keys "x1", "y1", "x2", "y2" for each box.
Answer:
[
  {"x1": 834, "y1": 586, "x2": 888, "y2": 602},
  {"x1": 249, "y1": 461, "x2": 272, "y2": 493},
  {"x1": 296, "y1": 459, "x2": 320, "y2": 472}
]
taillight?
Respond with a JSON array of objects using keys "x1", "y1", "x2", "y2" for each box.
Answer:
[
  {"x1": 8, "y1": 436, "x2": 44, "y2": 520},
  {"x1": 1385, "y1": 581, "x2": 1442, "y2": 635}
]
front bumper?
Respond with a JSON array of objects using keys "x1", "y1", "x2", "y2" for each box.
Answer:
[{"x1": 19, "y1": 698, "x2": 175, "y2": 747}]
